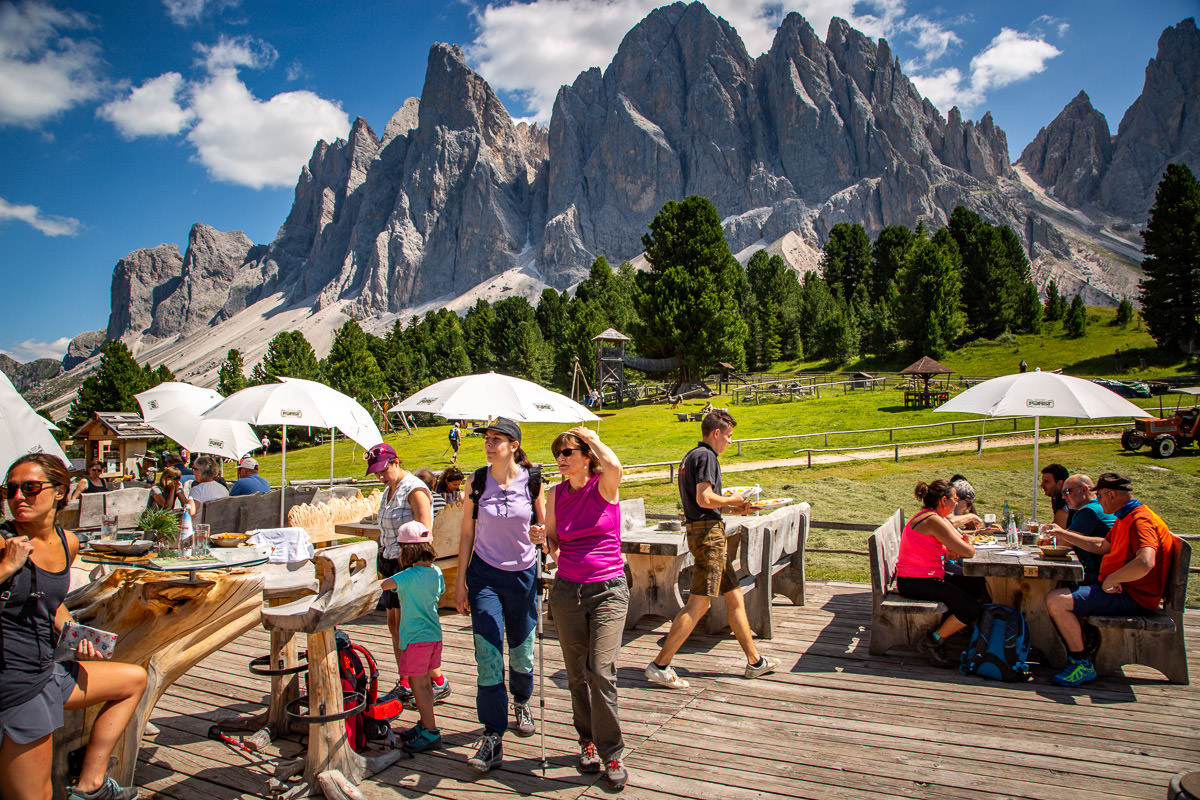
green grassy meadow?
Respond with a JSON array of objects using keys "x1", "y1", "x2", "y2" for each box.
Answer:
[{"x1": 251, "y1": 310, "x2": 1198, "y2": 603}]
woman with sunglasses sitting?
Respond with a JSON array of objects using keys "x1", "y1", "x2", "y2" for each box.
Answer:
[
  {"x1": 0, "y1": 454, "x2": 147, "y2": 800},
  {"x1": 68, "y1": 461, "x2": 108, "y2": 503},
  {"x1": 544, "y1": 426, "x2": 629, "y2": 789}
]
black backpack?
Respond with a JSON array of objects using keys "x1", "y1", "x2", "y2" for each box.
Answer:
[
  {"x1": 469, "y1": 465, "x2": 542, "y2": 524},
  {"x1": 959, "y1": 604, "x2": 1033, "y2": 682}
]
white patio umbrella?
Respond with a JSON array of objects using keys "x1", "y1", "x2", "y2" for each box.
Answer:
[
  {"x1": 202, "y1": 378, "x2": 383, "y2": 524},
  {"x1": 390, "y1": 372, "x2": 600, "y2": 424},
  {"x1": 135, "y1": 382, "x2": 223, "y2": 422},
  {"x1": 935, "y1": 369, "x2": 1150, "y2": 521},
  {"x1": 136, "y1": 383, "x2": 262, "y2": 461},
  {"x1": 0, "y1": 372, "x2": 68, "y2": 469}
]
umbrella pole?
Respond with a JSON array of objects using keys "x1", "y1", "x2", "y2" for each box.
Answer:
[
  {"x1": 1031, "y1": 417, "x2": 1040, "y2": 523},
  {"x1": 280, "y1": 424, "x2": 288, "y2": 528},
  {"x1": 330, "y1": 426, "x2": 336, "y2": 486}
]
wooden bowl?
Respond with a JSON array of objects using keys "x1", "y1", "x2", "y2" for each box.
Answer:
[
  {"x1": 211, "y1": 533, "x2": 248, "y2": 548},
  {"x1": 1039, "y1": 545, "x2": 1072, "y2": 560}
]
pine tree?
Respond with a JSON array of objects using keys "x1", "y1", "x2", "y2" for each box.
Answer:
[
  {"x1": 217, "y1": 349, "x2": 247, "y2": 396},
  {"x1": 871, "y1": 225, "x2": 914, "y2": 298},
  {"x1": 1140, "y1": 163, "x2": 1200, "y2": 353},
  {"x1": 897, "y1": 230, "x2": 965, "y2": 357},
  {"x1": 1043, "y1": 281, "x2": 1064, "y2": 322},
  {"x1": 66, "y1": 340, "x2": 149, "y2": 431},
  {"x1": 1064, "y1": 294, "x2": 1088, "y2": 338},
  {"x1": 1115, "y1": 297, "x2": 1134, "y2": 326},
  {"x1": 324, "y1": 320, "x2": 387, "y2": 408},
  {"x1": 821, "y1": 223, "x2": 873, "y2": 301},
  {"x1": 462, "y1": 299, "x2": 495, "y2": 373},
  {"x1": 490, "y1": 297, "x2": 548, "y2": 382},
  {"x1": 250, "y1": 331, "x2": 321, "y2": 384},
  {"x1": 633, "y1": 196, "x2": 748, "y2": 383}
]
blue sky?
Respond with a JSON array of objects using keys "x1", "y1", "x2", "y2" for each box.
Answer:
[{"x1": 0, "y1": 0, "x2": 1194, "y2": 362}]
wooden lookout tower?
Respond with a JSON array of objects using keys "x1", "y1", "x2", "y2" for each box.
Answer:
[{"x1": 593, "y1": 328, "x2": 631, "y2": 404}]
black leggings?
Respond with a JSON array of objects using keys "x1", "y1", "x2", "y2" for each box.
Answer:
[{"x1": 896, "y1": 574, "x2": 987, "y2": 626}]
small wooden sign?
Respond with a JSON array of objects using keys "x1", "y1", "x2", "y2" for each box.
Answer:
[{"x1": 1024, "y1": 565, "x2": 1039, "y2": 578}]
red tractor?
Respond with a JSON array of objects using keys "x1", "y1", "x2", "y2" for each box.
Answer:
[{"x1": 1120, "y1": 387, "x2": 1200, "y2": 458}]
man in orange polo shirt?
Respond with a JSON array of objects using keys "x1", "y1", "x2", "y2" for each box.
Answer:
[{"x1": 1044, "y1": 472, "x2": 1174, "y2": 686}]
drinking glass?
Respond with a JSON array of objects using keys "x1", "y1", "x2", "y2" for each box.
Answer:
[
  {"x1": 193, "y1": 524, "x2": 210, "y2": 557},
  {"x1": 100, "y1": 513, "x2": 118, "y2": 540}
]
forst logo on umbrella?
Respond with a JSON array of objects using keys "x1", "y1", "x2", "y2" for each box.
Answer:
[
  {"x1": 207, "y1": 438, "x2": 224, "y2": 448},
  {"x1": 1026, "y1": 399, "x2": 1055, "y2": 409},
  {"x1": 279, "y1": 409, "x2": 303, "y2": 418}
]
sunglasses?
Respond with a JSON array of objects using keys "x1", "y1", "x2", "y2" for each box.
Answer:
[
  {"x1": 1, "y1": 480, "x2": 56, "y2": 500},
  {"x1": 553, "y1": 447, "x2": 583, "y2": 459}
]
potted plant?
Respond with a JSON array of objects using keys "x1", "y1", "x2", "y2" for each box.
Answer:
[{"x1": 138, "y1": 507, "x2": 180, "y2": 554}]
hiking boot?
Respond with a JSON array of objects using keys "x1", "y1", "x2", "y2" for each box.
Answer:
[
  {"x1": 431, "y1": 676, "x2": 453, "y2": 704},
  {"x1": 381, "y1": 678, "x2": 413, "y2": 705},
  {"x1": 467, "y1": 731, "x2": 503, "y2": 773},
  {"x1": 399, "y1": 723, "x2": 422, "y2": 744},
  {"x1": 578, "y1": 740, "x2": 601, "y2": 773},
  {"x1": 604, "y1": 758, "x2": 628, "y2": 789},
  {"x1": 645, "y1": 662, "x2": 689, "y2": 689},
  {"x1": 917, "y1": 634, "x2": 953, "y2": 669},
  {"x1": 1053, "y1": 657, "x2": 1097, "y2": 687},
  {"x1": 510, "y1": 701, "x2": 535, "y2": 737},
  {"x1": 67, "y1": 778, "x2": 139, "y2": 800},
  {"x1": 402, "y1": 723, "x2": 442, "y2": 753},
  {"x1": 745, "y1": 655, "x2": 780, "y2": 680}
]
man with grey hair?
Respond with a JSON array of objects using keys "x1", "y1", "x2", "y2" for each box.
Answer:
[
  {"x1": 187, "y1": 455, "x2": 230, "y2": 504},
  {"x1": 1040, "y1": 474, "x2": 1115, "y2": 583}
]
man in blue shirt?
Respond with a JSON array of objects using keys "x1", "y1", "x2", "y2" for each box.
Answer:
[
  {"x1": 228, "y1": 456, "x2": 271, "y2": 496},
  {"x1": 1042, "y1": 473, "x2": 1116, "y2": 584}
]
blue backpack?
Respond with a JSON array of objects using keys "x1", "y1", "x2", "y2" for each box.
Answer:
[{"x1": 960, "y1": 604, "x2": 1033, "y2": 682}]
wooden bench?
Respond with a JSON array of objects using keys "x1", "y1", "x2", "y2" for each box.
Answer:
[
  {"x1": 1089, "y1": 535, "x2": 1190, "y2": 684},
  {"x1": 67, "y1": 487, "x2": 152, "y2": 531},
  {"x1": 868, "y1": 508, "x2": 949, "y2": 655},
  {"x1": 197, "y1": 486, "x2": 318, "y2": 533}
]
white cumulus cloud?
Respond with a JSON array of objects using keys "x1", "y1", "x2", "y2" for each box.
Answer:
[
  {"x1": 187, "y1": 69, "x2": 348, "y2": 188},
  {"x1": 162, "y1": 0, "x2": 240, "y2": 26},
  {"x1": 0, "y1": 0, "x2": 103, "y2": 126},
  {"x1": 97, "y1": 72, "x2": 195, "y2": 138},
  {"x1": 0, "y1": 336, "x2": 73, "y2": 362},
  {"x1": 195, "y1": 33, "x2": 277, "y2": 72},
  {"x1": 0, "y1": 196, "x2": 81, "y2": 236}
]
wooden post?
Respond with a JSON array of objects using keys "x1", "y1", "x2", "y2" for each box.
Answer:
[{"x1": 303, "y1": 629, "x2": 361, "y2": 787}]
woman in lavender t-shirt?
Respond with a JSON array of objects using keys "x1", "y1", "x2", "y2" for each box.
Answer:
[{"x1": 545, "y1": 426, "x2": 629, "y2": 790}]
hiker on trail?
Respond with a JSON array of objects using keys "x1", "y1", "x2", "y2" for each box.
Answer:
[
  {"x1": 455, "y1": 417, "x2": 547, "y2": 773},
  {"x1": 448, "y1": 423, "x2": 460, "y2": 463},
  {"x1": 545, "y1": 426, "x2": 628, "y2": 789},
  {"x1": 645, "y1": 409, "x2": 779, "y2": 689}
]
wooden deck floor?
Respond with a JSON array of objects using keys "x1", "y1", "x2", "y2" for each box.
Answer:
[{"x1": 135, "y1": 581, "x2": 1199, "y2": 800}]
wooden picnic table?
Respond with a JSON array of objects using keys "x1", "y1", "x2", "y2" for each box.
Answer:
[{"x1": 963, "y1": 546, "x2": 1083, "y2": 667}]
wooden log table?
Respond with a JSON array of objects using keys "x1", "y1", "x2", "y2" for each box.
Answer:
[
  {"x1": 55, "y1": 562, "x2": 266, "y2": 796},
  {"x1": 335, "y1": 506, "x2": 463, "y2": 609},
  {"x1": 963, "y1": 546, "x2": 1083, "y2": 667}
]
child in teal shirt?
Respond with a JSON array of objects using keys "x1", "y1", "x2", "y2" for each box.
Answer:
[{"x1": 380, "y1": 521, "x2": 445, "y2": 752}]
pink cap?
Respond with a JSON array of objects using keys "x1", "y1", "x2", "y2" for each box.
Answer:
[{"x1": 395, "y1": 521, "x2": 432, "y2": 544}]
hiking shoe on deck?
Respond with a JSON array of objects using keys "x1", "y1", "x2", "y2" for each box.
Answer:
[
  {"x1": 382, "y1": 678, "x2": 413, "y2": 705},
  {"x1": 402, "y1": 723, "x2": 442, "y2": 753},
  {"x1": 916, "y1": 634, "x2": 953, "y2": 669},
  {"x1": 645, "y1": 662, "x2": 689, "y2": 689},
  {"x1": 578, "y1": 740, "x2": 601, "y2": 773},
  {"x1": 604, "y1": 758, "x2": 628, "y2": 789},
  {"x1": 745, "y1": 656, "x2": 780, "y2": 679},
  {"x1": 67, "y1": 778, "x2": 139, "y2": 800},
  {"x1": 431, "y1": 677, "x2": 452, "y2": 704},
  {"x1": 510, "y1": 701, "x2": 535, "y2": 737},
  {"x1": 1053, "y1": 657, "x2": 1097, "y2": 687},
  {"x1": 467, "y1": 732, "x2": 503, "y2": 773}
]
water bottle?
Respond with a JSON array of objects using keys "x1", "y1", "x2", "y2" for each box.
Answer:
[{"x1": 180, "y1": 508, "x2": 194, "y2": 558}]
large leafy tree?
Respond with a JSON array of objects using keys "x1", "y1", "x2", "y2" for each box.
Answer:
[
  {"x1": 217, "y1": 349, "x2": 247, "y2": 396},
  {"x1": 1140, "y1": 163, "x2": 1200, "y2": 353},
  {"x1": 250, "y1": 331, "x2": 321, "y2": 384},
  {"x1": 821, "y1": 222, "x2": 873, "y2": 301},
  {"x1": 66, "y1": 340, "x2": 149, "y2": 431},
  {"x1": 897, "y1": 229, "x2": 965, "y2": 357},
  {"x1": 323, "y1": 319, "x2": 387, "y2": 407},
  {"x1": 633, "y1": 195, "x2": 748, "y2": 383}
]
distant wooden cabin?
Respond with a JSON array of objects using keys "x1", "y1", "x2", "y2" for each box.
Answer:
[{"x1": 70, "y1": 412, "x2": 158, "y2": 478}]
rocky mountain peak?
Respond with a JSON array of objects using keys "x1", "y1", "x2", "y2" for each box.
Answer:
[{"x1": 1017, "y1": 91, "x2": 1112, "y2": 208}]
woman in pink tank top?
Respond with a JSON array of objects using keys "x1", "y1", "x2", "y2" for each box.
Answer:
[
  {"x1": 545, "y1": 426, "x2": 629, "y2": 789},
  {"x1": 895, "y1": 479, "x2": 986, "y2": 668}
]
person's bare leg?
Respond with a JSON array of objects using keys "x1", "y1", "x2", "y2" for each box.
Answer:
[
  {"x1": 0, "y1": 733, "x2": 53, "y2": 800},
  {"x1": 1046, "y1": 588, "x2": 1085, "y2": 651},
  {"x1": 387, "y1": 607, "x2": 403, "y2": 673},
  {"x1": 410, "y1": 673, "x2": 436, "y2": 730},
  {"x1": 66, "y1": 662, "x2": 148, "y2": 792},
  {"x1": 653, "y1": 594, "x2": 712, "y2": 666},
  {"x1": 935, "y1": 616, "x2": 967, "y2": 639},
  {"x1": 722, "y1": 588, "x2": 761, "y2": 664}
]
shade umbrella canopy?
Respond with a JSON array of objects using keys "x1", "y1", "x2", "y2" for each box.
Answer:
[
  {"x1": 144, "y1": 415, "x2": 261, "y2": 461},
  {"x1": 277, "y1": 378, "x2": 382, "y2": 449},
  {"x1": 0, "y1": 372, "x2": 68, "y2": 469},
  {"x1": 135, "y1": 382, "x2": 224, "y2": 422},
  {"x1": 389, "y1": 372, "x2": 600, "y2": 423},
  {"x1": 899, "y1": 356, "x2": 953, "y2": 376},
  {"x1": 935, "y1": 370, "x2": 1150, "y2": 520}
]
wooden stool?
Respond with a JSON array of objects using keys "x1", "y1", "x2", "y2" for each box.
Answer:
[{"x1": 261, "y1": 542, "x2": 400, "y2": 798}]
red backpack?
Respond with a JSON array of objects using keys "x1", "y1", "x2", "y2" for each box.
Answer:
[{"x1": 323, "y1": 630, "x2": 402, "y2": 751}]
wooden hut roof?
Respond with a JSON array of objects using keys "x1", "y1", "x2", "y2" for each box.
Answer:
[
  {"x1": 71, "y1": 411, "x2": 160, "y2": 441},
  {"x1": 592, "y1": 328, "x2": 631, "y2": 342},
  {"x1": 899, "y1": 356, "x2": 953, "y2": 376}
]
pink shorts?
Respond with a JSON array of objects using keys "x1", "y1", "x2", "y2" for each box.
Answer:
[{"x1": 397, "y1": 640, "x2": 443, "y2": 677}]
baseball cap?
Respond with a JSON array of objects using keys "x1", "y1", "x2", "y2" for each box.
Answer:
[
  {"x1": 473, "y1": 417, "x2": 521, "y2": 442},
  {"x1": 395, "y1": 521, "x2": 432, "y2": 543},
  {"x1": 1095, "y1": 472, "x2": 1133, "y2": 492},
  {"x1": 364, "y1": 442, "x2": 397, "y2": 475},
  {"x1": 237, "y1": 457, "x2": 259, "y2": 470}
]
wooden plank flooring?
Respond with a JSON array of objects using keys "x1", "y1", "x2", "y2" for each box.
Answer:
[{"x1": 135, "y1": 581, "x2": 1199, "y2": 799}]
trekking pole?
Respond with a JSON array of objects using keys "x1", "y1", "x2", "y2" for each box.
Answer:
[{"x1": 536, "y1": 547, "x2": 548, "y2": 777}]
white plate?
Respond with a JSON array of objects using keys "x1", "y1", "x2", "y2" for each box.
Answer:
[
  {"x1": 973, "y1": 542, "x2": 1005, "y2": 549},
  {"x1": 106, "y1": 539, "x2": 155, "y2": 556},
  {"x1": 750, "y1": 497, "x2": 792, "y2": 510},
  {"x1": 723, "y1": 486, "x2": 759, "y2": 497}
]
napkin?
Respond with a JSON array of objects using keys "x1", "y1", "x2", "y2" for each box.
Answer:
[
  {"x1": 246, "y1": 527, "x2": 314, "y2": 562},
  {"x1": 998, "y1": 549, "x2": 1027, "y2": 557}
]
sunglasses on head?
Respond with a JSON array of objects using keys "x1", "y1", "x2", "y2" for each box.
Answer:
[
  {"x1": 1, "y1": 480, "x2": 55, "y2": 500},
  {"x1": 553, "y1": 447, "x2": 584, "y2": 459}
]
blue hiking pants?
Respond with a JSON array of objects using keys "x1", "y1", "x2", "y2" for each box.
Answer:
[{"x1": 466, "y1": 554, "x2": 537, "y2": 736}]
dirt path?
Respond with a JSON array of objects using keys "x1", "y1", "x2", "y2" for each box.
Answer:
[{"x1": 624, "y1": 430, "x2": 1117, "y2": 481}]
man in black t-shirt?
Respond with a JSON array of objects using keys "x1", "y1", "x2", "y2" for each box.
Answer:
[
  {"x1": 1041, "y1": 463, "x2": 1070, "y2": 527},
  {"x1": 645, "y1": 410, "x2": 779, "y2": 689}
]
